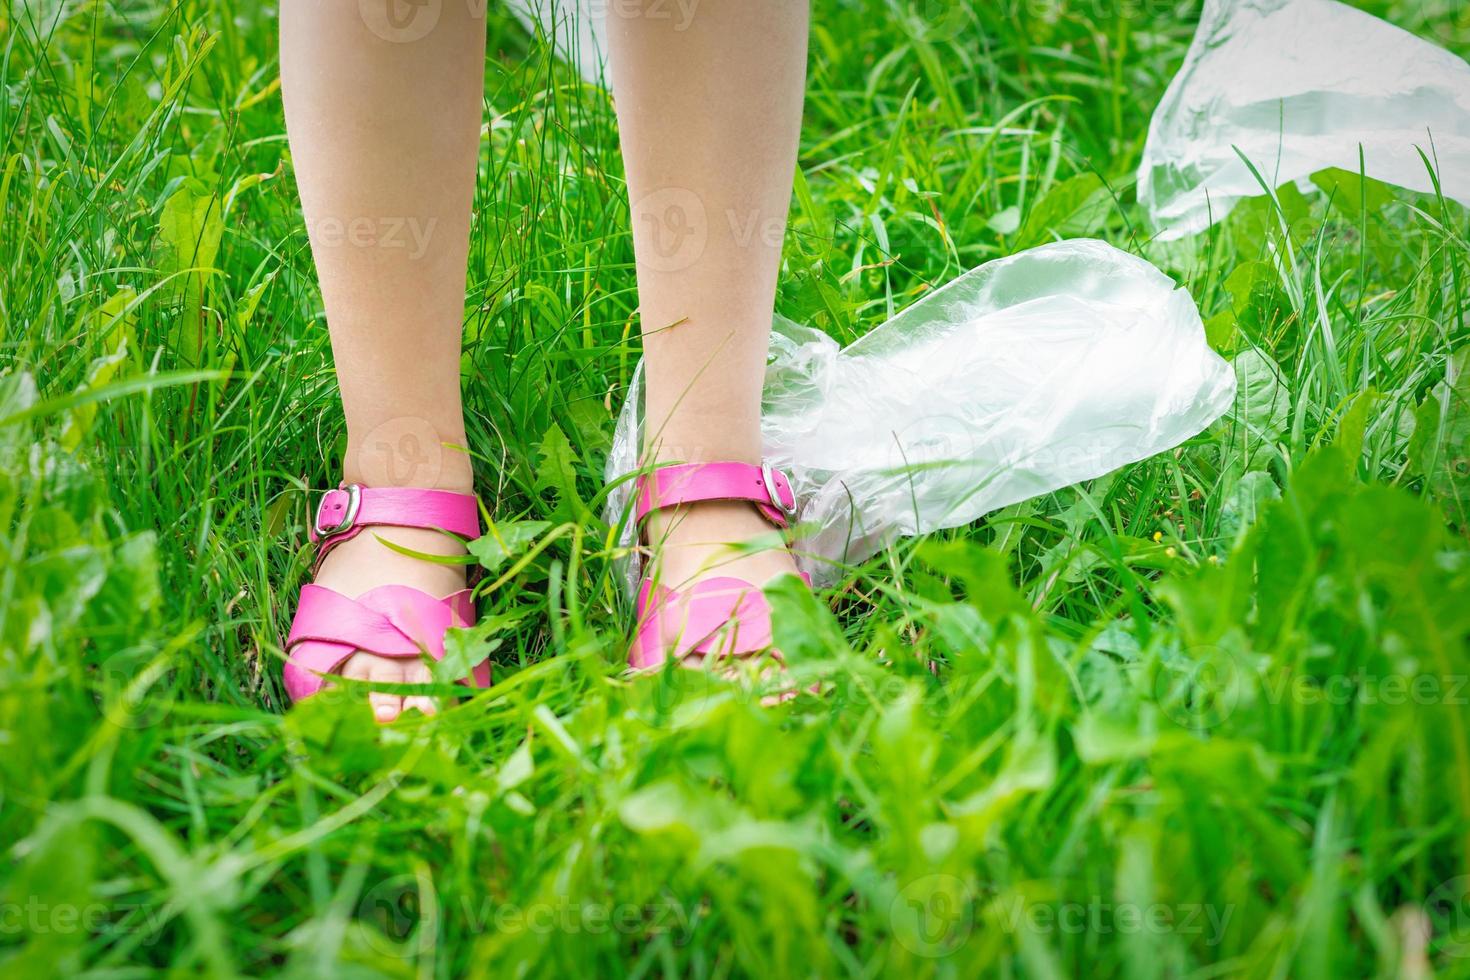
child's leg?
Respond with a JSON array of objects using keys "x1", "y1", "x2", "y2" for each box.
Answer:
[
  {"x1": 280, "y1": 0, "x2": 485, "y2": 719},
  {"x1": 608, "y1": 0, "x2": 810, "y2": 588}
]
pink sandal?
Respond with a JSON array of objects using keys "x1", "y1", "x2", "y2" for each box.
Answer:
[
  {"x1": 283, "y1": 484, "x2": 492, "y2": 703},
  {"x1": 629, "y1": 461, "x2": 810, "y2": 670}
]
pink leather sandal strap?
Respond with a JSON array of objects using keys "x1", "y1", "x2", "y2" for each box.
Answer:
[
  {"x1": 630, "y1": 577, "x2": 776, "y2": 668},
  {"x1": 308, "y1": 484, "x2": 481, "y2": 570},
  {"x1": 287, "y1": 585, "x2": 450, "y2": 658},
  {"x1": 634, "y1": 462, "x2": 797, "y2": 529},
  {"x1": 283, "y1": 584, "x2": 489, "y2": 701}
]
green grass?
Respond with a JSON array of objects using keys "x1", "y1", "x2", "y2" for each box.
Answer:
[{"x1": 3, "y1": 0, "x2": 1470, "y2": 975}]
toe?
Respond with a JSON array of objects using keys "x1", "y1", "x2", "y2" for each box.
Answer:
[
  {"x1": 325, "y1": 651, "x2": 372, "y2": 701},
  {"x1": 365, "y1": 658, "x2": 406, "y2": 723},
  {"x1": 401, "y1": 660, "x2": 439, "y2": 717},
  {"x1": 340, "y1": 652, "x2": 372, "y2": 681}
]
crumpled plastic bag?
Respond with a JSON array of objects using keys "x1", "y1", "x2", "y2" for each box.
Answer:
[
  {"x1": 501, "y1": 0, "x2": 610, "y2": 86},
  {"x1": 605, "y1": 239, "x2": 1236, "y2": 589},
  {"x1": 1139, "y1": 0, "x2": 1470, "y2": 240}
]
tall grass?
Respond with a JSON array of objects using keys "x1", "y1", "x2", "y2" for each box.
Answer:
[{"x1": 2, "y1": 0, "x2": 1468, "y2": 975}]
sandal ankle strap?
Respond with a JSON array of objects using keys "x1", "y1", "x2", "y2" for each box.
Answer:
[
  {"x1": 309, "y1": 483, "x2": 481, "y2": 570},
  {"x1": 634, "y1": 461, "x2": 797, "y2": 529}
]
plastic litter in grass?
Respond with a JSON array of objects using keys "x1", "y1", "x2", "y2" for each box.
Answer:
[
  {"x1": 1140, "y1": 0, "x2": 1470, "y2": 239},
  {"x1": 607, "y1": 239, "x2": 1234, "y2": 587}
]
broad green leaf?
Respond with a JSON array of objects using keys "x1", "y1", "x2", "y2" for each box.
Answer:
[
  {"x1": 619, "y1": 780, "x2": 696, "y2": 836},
  {"x1": 533, "y1": 423, "x2": 586, "y2": 520},
  {"x1": 1334, "y1": 387, "x2": 1377, "y2": 460},
  {"x1": 1016, "y1": 173, "x2": 1111, "y2": 248},
  {"x1": 917, "y1": 539, "x2": 1030, "y2": 620},
  {"x1": 766, "y1": 572, "x2": 848, "y2": 663},
  {"x1": 1219, "y1": 470, "x2": 1280, "y2": 542},
  {"x1": 434, "y1": 611, "x2": 523, "y2": 684},
  {"x1": 467, "y1": 520, "x2": 551, "y2": 575},
  {"x1": 1073, "y1": 712, "x2": 1156, "y2": 764},
  {"x1": 1232, "y1": 349, "x2": 1290, "y2": 449},
  {"x1": 283, "y1": 693, "x2": 388, "y2": 775},
  {"x1": 1408, "y1": 349, "x2": 1470, "y2": 508},
  {"x1": 497, "y1": 739, "x2": 535, "y2": 793},
  {"x1": 57, "y1": 301, "x2": 132, "y2": 455},
  {"x1": 1310, "y1": 167, "x2": 1397, "y2": 221},
  {"x1": 157, "y1": 178, "x2": 224, "y2": 365},
  {"x1": 1228, "y1": 179, "x2": 1315, "y2": 249}
]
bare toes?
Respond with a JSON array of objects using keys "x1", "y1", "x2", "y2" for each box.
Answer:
[
  {"x1": 321, "y1": 650, "x2": 372, "y2": 697},
  {"x1": 366, "y1": 659, "x2": 406, "y2": 723},
  {"x1": 401, "y1": 661, "x2": 439, "y2": 717},
  {"x1": 339, "y1": 652, "x2": 373, "y2": 681}
]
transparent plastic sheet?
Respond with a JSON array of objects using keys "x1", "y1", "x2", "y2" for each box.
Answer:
[
  {"x1": 1139, "y1": 0, "x2": 1470, "y2": 240},
  {"x1": 605, "y1": 240, "x2": 1236, "y2": 590},
  {"x1": 501, "y1": 0, "x2": 610, "y2": 86}
]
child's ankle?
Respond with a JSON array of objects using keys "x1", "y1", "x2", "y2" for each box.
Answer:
[
  {"x1": 343, "y1": 447, "x2": 475, "y2": 493},
  {"x1": 345, "y1": 418, "x2": 475, "y2": 493},
  {"x1": 315, "y1": 524, "x2": 469, "y2": 596}
]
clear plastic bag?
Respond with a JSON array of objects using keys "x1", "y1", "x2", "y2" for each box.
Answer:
[
  {"x1": 605, "y1": 239, "x2": 1236, "y2": 589},
  {"x1": 1139, "y1": 0, "x2": 1470, "y2": 240}
]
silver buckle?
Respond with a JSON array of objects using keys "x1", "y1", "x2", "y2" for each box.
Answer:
[
  {"x1": 315, "y1": 483, "x2": 362, "y2": 537},
  {"x1": 761, "y1": 463, "x2": 797, "y2": 518}
]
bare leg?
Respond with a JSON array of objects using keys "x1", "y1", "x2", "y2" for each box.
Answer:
[
  {"x1": 609, "y1": 0, "x2": 810, "y2": 589},
  {"x1": 281, "y1": 0, "x2": 485, "y2": 720}
]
